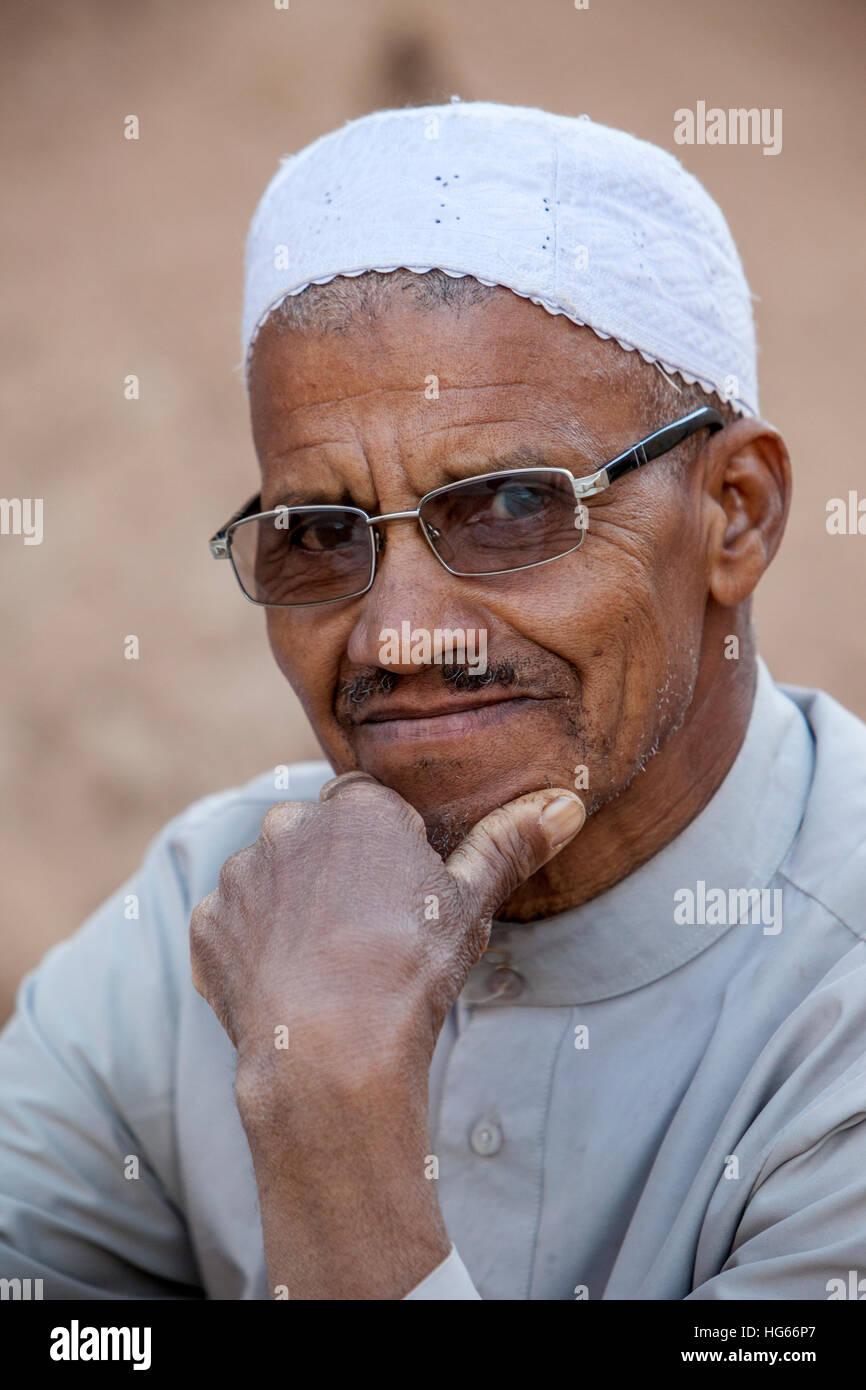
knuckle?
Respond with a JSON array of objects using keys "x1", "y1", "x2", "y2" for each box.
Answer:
[
  {"x1": 260, "y1": 801, "x2": 302, "y2": 844},
  {"x1": 318, "y1": 771, "x2": 378, "y2": 801},
  {"x1": 479, "y1": 814, "x2": 536, "y2": 887},
  {"x1": 189, "y1": 953, "x2": 209, "y2": 1000},
  {"x1": 325, "y1": 777, "x2": 385, "y2": 805},
  {"x1": 189, "y1": 891, "x2": 216, "y2": 945},
  {"x1": 322, "y1": 777, "x2": 425, "y2": 831},
  {"x1": 189, "y1": 898, "x2": 219, "y2": 994},
  {"x1": 217, "y1": 847, "x2": 250, "y2": 899},
  {"x1": 393, "y1": 797, "x2": 428, "y2": 839}
]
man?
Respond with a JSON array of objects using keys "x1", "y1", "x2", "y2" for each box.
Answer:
[{"x1": 1, "y1": 102, "x2": 865, "y2": 1302}]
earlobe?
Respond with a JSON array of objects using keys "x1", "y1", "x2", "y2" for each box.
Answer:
[{"x1": 707, "y1": 422, "x2": 791, "y2": 608}]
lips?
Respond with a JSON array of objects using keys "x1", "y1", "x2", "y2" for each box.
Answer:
[
  {"x1": 353, "y1": 691, "x2": 534, "y2": 725},
  {"x1": 345, "y1": 693, "x2": 552, "y2": 745}
]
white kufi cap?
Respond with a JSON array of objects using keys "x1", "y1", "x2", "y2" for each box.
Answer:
[{"x1": 242, "y1": 101, "x2": 758, "y2": 415}]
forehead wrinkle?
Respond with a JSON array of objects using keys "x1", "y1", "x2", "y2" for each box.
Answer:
[
  {"x1": 262, "y1": 382, "x2": 423, "y2": 413},
  {"x1": 261, "y1": 438, "x2": 354, "y2": 465},
  {"x1": 261, "y1": 370, "x2": 602, "y2": 418},
  {"x1": 416, "y1": 403, "x2": 604, "y2": 457},
  {"x1": 254, "y1": 386, "x2": 418, "y2": 467},
  {"x1": 256, "y1": 345, "x2": 608, "y2": 445}
]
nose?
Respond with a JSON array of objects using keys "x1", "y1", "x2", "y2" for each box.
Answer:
[{"x1": 345, "y1": 516, "x2": 485, "y2": 675}]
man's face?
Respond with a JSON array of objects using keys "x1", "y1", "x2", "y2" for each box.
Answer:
[{"x1": 248, "y1": 289, "x2": 711, "y2": 853}]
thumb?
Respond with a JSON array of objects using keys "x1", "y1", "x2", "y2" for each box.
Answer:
[{"x1": 444, "y1": 788, "x2": 586, "y2": 923}]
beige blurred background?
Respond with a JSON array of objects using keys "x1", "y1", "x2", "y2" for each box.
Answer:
[{"x1": 1, "y1": 0, "x2": 864, "y2": 1022}]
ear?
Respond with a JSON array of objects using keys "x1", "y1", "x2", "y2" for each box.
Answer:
[{"x1": 704, "y1": 418, "x2": 792, "y2": 608}]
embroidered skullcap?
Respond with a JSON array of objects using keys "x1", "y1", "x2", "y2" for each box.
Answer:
[{"x1": 242, "y1": 101, "x2": 757, "y2": 415}]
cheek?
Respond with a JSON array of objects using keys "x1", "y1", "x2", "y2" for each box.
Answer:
[
  {"x1": 480, "y1": 547, "x2": 661, "y2": 674},
  {"x1": 487, "y1": 519, "x2": 704, "y2": 726},
  {"x1": 266, "y1": 609, "x2": 349, "y2": 726},
  {"x1": 576, "y1": 520, "x2": 707, "y2": 738}
]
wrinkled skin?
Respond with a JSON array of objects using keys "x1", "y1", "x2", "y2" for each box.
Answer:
[{"x1": 191, "y1": 288, "x2": 791, "y2": 1297}]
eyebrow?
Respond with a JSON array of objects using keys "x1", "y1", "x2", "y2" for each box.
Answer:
[
  {"x1": 442, "y1": 445, "x2": 567, "y2": 479},
  {"x1": 263, "y1": 484, "x2": 363, "y2": 510}
]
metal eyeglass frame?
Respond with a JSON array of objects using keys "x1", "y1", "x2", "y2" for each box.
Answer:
[{"x1": 209, "y1": 405, "x2": 725, "y2": 607}]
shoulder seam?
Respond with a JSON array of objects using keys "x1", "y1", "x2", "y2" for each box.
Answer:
[{"x1": 776, "y1": 869, "x2": 865, "y2": 947}]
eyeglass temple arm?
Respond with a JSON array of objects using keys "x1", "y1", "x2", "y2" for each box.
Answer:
[
  {"x1": 210, "y1": 493, "x2": 262, "y2": 557},
  {"x1": 572, "y1": 406, "x2": 726, "y2": 499}
]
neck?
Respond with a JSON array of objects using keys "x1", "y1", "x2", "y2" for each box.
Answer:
[{"x1": 499, "y1": 647, "x2": 758, "y2": 922}]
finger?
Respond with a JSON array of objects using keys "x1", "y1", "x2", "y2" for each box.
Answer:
[
  {"x1": 318, "y1": 770, "x2": 380, "y2": 802},
  {"x1": 445, "y1": 788, "x2": 586, "y2": 922}
]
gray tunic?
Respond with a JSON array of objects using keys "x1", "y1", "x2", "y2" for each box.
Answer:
[{"x1": 1, "y1": 658, "x2": 865, "y2": 1300}]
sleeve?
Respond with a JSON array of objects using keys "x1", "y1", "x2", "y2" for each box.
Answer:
[
  {"x1": 403, "y1": 1244, "x2": 482, "y2": 1300},
  {"x1": 0, "y1": 820, "x2": 204, "y2": 1299},
  {"x1": 687, "y1": 1052, "x2": 866, "y2": 1300}
]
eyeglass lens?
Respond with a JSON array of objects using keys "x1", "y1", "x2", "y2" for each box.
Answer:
[
  {"x1": 229, "y1": 508, "x2": 374, "y2": 606},
  {"x1": 419, "y1": 469, "x2": 584, "y2": 575}
]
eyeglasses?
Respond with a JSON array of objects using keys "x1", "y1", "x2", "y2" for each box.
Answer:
[{"x1": 210, "y1": 406, "x2": 724, "y2": 607}]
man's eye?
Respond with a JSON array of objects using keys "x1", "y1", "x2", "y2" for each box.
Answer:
[
  {"x1": 489, "y1": 484, "x2": 550, "y2": 520},
  {"x1": 289, "y1": 517, "x2": 358, "y2": 551}
]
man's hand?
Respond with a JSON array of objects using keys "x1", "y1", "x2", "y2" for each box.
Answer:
[{"x1": 189, "y1": 773, "x2": 585, "y2": 1299}]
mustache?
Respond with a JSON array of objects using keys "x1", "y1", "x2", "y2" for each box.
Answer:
[{"x1": 338, "y1": 660, "x2": 518, "y2": 710}]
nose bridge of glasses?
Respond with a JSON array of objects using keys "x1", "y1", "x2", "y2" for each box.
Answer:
[
  {"x1": 366, "y1": 508, "x2": 428, "y2": 558},
  {"x1": 366, "y1": 508, "x2": 422, "y2": 526}
]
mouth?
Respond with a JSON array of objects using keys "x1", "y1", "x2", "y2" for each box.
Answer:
[{"x1": 351, "y1": 694, "x2": 549, "y2": 743}]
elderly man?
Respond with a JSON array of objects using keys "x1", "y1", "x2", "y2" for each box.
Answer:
[{"x1": 1, "y1": 102, "x2": 865, "y2": 1303}]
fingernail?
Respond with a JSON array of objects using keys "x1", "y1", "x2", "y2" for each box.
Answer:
[{"x1": 540, "y1": 794, "x2": 586, "y2": 848}]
